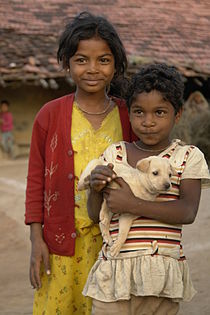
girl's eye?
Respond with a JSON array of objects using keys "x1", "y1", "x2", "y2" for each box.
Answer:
[
  {"x1": 156, "y1": 110, "x2": 166, "y2": 116},
  {"x1": 133, "y1": 109, "x2": 143, "y2": 116},
  {"x1": 75, "y1": 58, "x2": 87, "y2": 64},
  {"x1": 100, "y1": 57, "x2": 110, "y2": 64}
]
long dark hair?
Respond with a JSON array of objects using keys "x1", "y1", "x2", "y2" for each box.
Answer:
[{"x1": 57, "y1": 11, "x2": 128, "y2": 97}]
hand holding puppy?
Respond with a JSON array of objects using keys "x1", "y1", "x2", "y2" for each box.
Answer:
[
  {"x1": 78, "y1": 161, "x2": 116, "y2": 192},
  {"x1": 90, "y1": 163, "x2": 116, "y2": 192}
]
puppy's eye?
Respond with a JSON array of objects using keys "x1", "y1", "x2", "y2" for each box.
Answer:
[
  {"x1": 169, "y1": 173, "x2": 172, "y2": 178},
  {"x1": 153, "y1": 171, "x2": 158, "y2": 176}
]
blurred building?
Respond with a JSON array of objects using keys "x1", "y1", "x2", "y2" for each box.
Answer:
[{"x1": 0, "y1": 0, "x2": 210, "y2": 149}]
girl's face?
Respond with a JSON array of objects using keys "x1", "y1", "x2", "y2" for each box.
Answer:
[
  {"x1": 129, "y1": 90, "x2": 182, "y2": 150},
  {"x1": 69, "y1": 37, "x2": 115, "y2": 95}
]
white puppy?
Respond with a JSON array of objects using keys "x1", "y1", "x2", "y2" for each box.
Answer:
[{"x1": 78, "y1": 156, "x2": 174, "y2": 257}]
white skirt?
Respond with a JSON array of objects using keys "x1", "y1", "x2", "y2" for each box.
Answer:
[{"x1": 83, "y1": 249, "x2": 196, "y2": 303}]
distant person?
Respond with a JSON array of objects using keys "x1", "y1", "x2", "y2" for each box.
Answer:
[
  {"x1": 185, "y1": 91, "x2": 209, "y2": 116},
  {"x1": 0, "y1": 100, "x2": 14, "y2": 158},
  {"x1": 25, "y1": 11, "x2": 135, "y2": 315}
]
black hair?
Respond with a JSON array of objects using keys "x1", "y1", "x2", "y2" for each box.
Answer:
[
  {"x1": 57, "y1": 11, "x2": 127, "y2": 81},
  {"x1": 126, "y1": 63, "x2": 184, "y2": 113},
  {"x1": 1, "y1": 100, "x2": 10, "y2": 106}
]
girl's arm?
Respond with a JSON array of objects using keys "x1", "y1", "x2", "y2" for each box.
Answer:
[
  {"x1": 103, "y1": 178, "x2": 201, "y2": 225},
  {"x1": 87, "y1": 189, "x2": 103, "y2": 223},
  {"x1": 25, "y1": 113, "x2": 50, "y2": 288},
  {"x1": 25, "y1": 118, "x2": 47, "y2": 223}
]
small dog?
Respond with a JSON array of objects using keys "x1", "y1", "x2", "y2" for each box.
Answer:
[{"x1": 78, "y1": 156, "x2": 174, "y2": 257}]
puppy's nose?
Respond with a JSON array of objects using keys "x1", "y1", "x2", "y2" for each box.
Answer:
[{"x1": 164, "y1": 182, "x2": 171, "y2": 190}]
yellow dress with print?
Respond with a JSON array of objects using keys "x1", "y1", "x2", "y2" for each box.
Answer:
[{"x1": 33, "y1": 102, "x2": 123, "y2": 315}]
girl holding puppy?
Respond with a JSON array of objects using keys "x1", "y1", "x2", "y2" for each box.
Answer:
[{"x1": 83, "y1": 63, "x2": 210, "y2": 314}]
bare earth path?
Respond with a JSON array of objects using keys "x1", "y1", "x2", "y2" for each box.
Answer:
[{"x1": 0, "y1": 159, "x2": 209, "y2": 315}]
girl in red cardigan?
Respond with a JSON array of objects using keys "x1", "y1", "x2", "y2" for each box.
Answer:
[
  {"x1": 0, "y1": 100, "x2": 14, "y2": 157},
  {"x1": 25, "y1": 11, "x2": 135, "y2": 315}
]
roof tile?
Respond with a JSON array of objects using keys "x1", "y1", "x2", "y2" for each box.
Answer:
[{"x1": 0, "y1": 0, "x2": 210, "y2": 84}]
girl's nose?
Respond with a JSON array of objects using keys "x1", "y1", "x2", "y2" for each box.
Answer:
[
  {"x1": 87, "y1": 61, "x2": 99, "y2": 73},
  {"x1": 142, "y1": 114, "x2": 155, "y2": 127}
]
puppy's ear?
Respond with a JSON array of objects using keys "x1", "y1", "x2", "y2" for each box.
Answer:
[{"x1": 136, "y1": 157, "x2": 151, "y2": 172}]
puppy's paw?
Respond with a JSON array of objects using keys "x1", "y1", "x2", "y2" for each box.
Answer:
[
  {"x1": 109, "y1": 240, "x2": 122, "y2": 257},
  {"x1": 99, "y1": 223, "x2": 113, "y2": 246},
  {"x1": 102, "y1": 232, "x2": 113, "y2": 246},
  {"x1": 104, "y1": 235, "x2": 113, "y2": 246},
  {"x1": 100, "y1": 217, "x2": 109, "y2": 226}
]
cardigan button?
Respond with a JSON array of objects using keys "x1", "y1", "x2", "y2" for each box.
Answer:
[
  {"x1": 68, "y1": 173, "x2": 73, "y2": 180},
  {"x1": 71, "y1": 232, "x2": 77, "y2": 239},
  {"x1": 68, "y1": 149, "x2": 73, "y2": 156}
]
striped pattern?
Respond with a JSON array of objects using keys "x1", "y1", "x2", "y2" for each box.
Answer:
[
  {"x1": 110, "y1": 215, "x2": 182, "y2": 253},
  {"x1": 106, "y1": 143, "x2": 196, "y2": 260}
]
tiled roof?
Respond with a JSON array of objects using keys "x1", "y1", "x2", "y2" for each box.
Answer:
[{"x1": 0, "y1": 0, "x2": 210, "y2": 86}]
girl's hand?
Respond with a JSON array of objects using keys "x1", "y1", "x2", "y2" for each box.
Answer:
[
  {"x1": 103, "y1": 177, "x2": 138, "y2": 214},
  {"x1": 30, "y1": 223, "x2": 51, "y2": 289},
  {"x1": 89, "y1": 163, "x2": 116, "y2": 192},
  {"x1": 30, "y1": 238, "x2": 50, "y2": 289}
]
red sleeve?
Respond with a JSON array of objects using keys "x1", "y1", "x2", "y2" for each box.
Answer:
[{"x1": 25, "y1": 118, "x2": 47, "y2": 224}]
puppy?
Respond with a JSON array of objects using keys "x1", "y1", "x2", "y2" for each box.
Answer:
[{"x1": 78, "y1": 156, "x2": 174, "y2": 257}]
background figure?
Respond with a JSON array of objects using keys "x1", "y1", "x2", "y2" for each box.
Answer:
[
  {"x1": 0, "y1": 100, "x2": 14, "y2": 158},
  {"x1": 172, "y1": 90, "x2": 210, "y2": 162},
  {"x1": 184, "y1": 91, "x2": 209, "y2": 115}
]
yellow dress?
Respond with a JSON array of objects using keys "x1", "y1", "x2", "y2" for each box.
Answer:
[{"x1": 33, "y1": 102, "x2": 123, "y2": 315}]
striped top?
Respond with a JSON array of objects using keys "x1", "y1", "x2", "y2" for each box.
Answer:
[{"x1": 99, "y1": 139, "x2": 210, "y2": 260}]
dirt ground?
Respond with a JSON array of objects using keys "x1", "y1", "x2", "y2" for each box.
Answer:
[{"x1": 0, "y1": 158, "x2": 209, "y2": 315}]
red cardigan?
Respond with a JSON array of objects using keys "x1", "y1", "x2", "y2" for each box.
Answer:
[{"x1": 25, "y1": 93, "x2": 136, "y2": 256}]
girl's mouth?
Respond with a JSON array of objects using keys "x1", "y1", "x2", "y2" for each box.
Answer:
[{"x1": 83, "y1": 79, "x2": 103, "y2": 85}]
